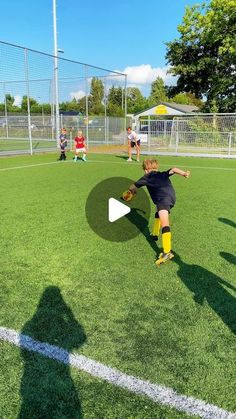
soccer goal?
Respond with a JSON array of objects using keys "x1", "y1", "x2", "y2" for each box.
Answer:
[{"x1": 170, "y1": 114, "x2": 236, "y2": 157}]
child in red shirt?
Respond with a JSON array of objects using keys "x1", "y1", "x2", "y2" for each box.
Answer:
[{"x1": 74, "y1": 130, "x2": 87, "y2": 162}]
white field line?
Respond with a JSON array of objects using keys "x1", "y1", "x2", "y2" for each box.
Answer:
[
  {"x1": 0, "y1": 327, "x2": 235, "y2": 419},
  {"x1": 0, "y1": 159, "x2": 236, "y2": 172},
  {"x1": 0, "y1": 161, "x2": 65, "y2": 172}
]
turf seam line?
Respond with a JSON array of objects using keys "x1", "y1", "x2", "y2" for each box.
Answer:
[{"x1": 0, "y1": 327, "x2": 235, "y2": 419}]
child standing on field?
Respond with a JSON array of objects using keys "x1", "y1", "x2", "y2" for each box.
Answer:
[
  {"x1": 123, "y1": 159, "x2": 190, "y2": 265},
  {"x1": 58, "y1": 128, "x2": 68, "y2": 160},
  {"x1": 126, "y1": 126, "x2": 141, "y2": 162},
  {"x1": 74, "y1": 130, "x2": 87, "y2": 162}
]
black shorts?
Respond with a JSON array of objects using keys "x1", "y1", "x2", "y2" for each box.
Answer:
[
  {"x1": 156, "y1": 201, "x2": 175, "y2": 213},
  {"x1": 130, "y1": 140, "x2": 140, "y2": 148}
]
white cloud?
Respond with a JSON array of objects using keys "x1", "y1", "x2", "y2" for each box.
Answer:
[
  {"x1": 13, "y1": 95, "x2": 22, "y2": 107},
  {"x1": 115, "y1": 64, "x2": 177, "y2": 86},
  {"x1": 70, "y1": 90, "x2": 85, "y2": 100}
]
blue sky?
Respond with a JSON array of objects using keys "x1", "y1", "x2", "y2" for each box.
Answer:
[{"x1": 1, "y1": 0, "x2": 200, "y2": 98}]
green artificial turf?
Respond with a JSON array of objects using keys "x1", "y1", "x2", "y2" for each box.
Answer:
[{"x1": 0, "y1": 152, "x2": 235, "y2": 418}]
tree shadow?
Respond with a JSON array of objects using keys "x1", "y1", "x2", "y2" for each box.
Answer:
[
  {"x1": 218, "y1": 217, "x2": 236, "y2": 229},
  {"x1": 18, "y1": 286, "x2": 86, "y2": 418},
  {"x1": 126, "y1": 207, "x2": 159, "y2": 257},
  {"x1": 173, "y1": 253, "x2": 236, "y2": 334}
]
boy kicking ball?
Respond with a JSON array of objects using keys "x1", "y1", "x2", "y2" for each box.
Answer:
[{"x1": 123, "y1": 159, "x2": 190, "y2": 265}]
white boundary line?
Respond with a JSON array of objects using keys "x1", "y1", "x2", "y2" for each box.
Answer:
[
  {"x1": 0, "y1": 159, "x2": 236, "y2": 172},
  {"x1": 0, "y1": 327, "x2": 235, "y2": 419},
  {"x1": 0, "y1": 161, "x2": 64, "y2": 172}
]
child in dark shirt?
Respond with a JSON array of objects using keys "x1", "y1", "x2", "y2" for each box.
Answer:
[
  {"x1": 58, "y1": 128, "x2": 68, "y2": 161},
  {"x1": 124, "y1": 159, "x2": 190, "y2": 265}
]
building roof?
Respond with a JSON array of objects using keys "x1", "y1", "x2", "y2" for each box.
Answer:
[
  {"x1": 134, "y1": 101, "x2": 199, "y2": 116},
  {"x1": 161, "y1": 102, "x2": 199, "y2": 113}
]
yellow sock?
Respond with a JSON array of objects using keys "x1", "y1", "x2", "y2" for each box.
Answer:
[
  {"x1": 162, "y1": 228, "x2": 171, "y2": 253},
  {"x1": 152, "y1": 218, "x2": 160, "y2": 236}
]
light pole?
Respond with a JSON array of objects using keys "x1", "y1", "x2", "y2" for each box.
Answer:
[{"x1": 52, "y1": 0, "x2": 60, "y2": 143}]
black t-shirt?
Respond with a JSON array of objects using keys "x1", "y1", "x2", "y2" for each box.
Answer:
[
  {"x1": 134, "y1": 170, "x2": 176, "y2": 205},
  {"x1": 60, "y1": 134, "x2": 67, "y2": 148}
]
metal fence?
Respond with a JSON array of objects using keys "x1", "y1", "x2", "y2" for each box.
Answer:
[
  {"x1": 138, "y1": 114, "x2": 236, "y2": 158},
  {"x1": 0, "y1": 114, "x2": 130, "y2": 154},
  {"x1": 0, "y1": 40, "x2": 127, "y2": 155}
]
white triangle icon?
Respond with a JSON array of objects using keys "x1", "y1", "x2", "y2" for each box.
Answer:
[{"x1": 108, "y1": 198, "x2": 131, "y2": 223}]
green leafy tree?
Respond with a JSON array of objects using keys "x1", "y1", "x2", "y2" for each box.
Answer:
[
  {"x1": 77, "y1": 96, "x2": 87, "y2": 115},
  {"x1": 107, "y1": 102, "x2": 124, "y2": 117},
  {"x1": 90, "y1": 77, "x2": 104, "y2": 115},
  {"x1": 171, "y1": 92, "x2": 203, "y2": 108},
  {"x1": 126, "y1": 87, "x2": 148, "y2": 114},
  {"x1": 166, "y1": 0, "x2": 236, "y2": 112},
  {"x1": 107, "y1": 86, "x2": 125, "y2": 116},
  {"x1": 108, "y1": 86, "x2": 123, "y2": 107},
  {"x1": 21, "y1": 96, "x2": 38, "y2": 112},
  {"x1": 149, "y1": 76, "x2": 168, "y2": 105},
  {"x1": 5, "y1": 94, "x2": 15, "y2": 107}
]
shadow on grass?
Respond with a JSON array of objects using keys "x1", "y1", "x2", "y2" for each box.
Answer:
[
  {"x1": 218, "y1": 217, "x2": 236, "y2": 229},
  {"x1": 126, "y1": 208, "x2": 159, "y2": 257},
  {"x1": 173, "y1": 253, "x2": 236, "y2": 335},
  {"x1": 18, "y1": 286, "x2": 86, "y2": 418},
  {"x1": 220, "y1": 251, "x2": 236, "y2": 266},
  {"x1": 115, "y1": 154, "x2": 129, "y2": 160}
]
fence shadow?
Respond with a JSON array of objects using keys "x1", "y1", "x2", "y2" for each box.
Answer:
[{"x1": 18, "y1": 286, "x2": 86, "y2": 418}]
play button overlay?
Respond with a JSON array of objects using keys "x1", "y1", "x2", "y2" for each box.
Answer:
[
  {"x1": 85, "y1": 177, "x2": 151, "y2": 242},
  {"x1": 108, "y1": 198, "x2": 130, "y2": 222}
]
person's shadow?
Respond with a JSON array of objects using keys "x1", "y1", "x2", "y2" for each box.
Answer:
[
  {"x1": 126, "y1": 208, "x2": 159, "y2": 256},
  {"x1": 173, "y1": 253, "x2": 236, "y2": 334},
  {"x1": 18, "y1": 286, "x2": 86, "y2": 418},
  {"x1": 115, "y1": 155, "x2": 129, "y2": 160}
]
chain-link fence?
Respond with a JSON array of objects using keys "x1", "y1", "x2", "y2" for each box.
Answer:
[
  {"x1": 0, "y1": 114, "x2": 130, "y2": 154},
  {"x1": 0, "y1": 40, "x2": 127, "y2": 155},
  {"x1": 137, "y1": 114, "x2": 236, "y2": 157}
]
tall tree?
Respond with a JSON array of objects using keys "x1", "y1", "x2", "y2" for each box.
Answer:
[
  {"x1": 21, "y1": 96, "x2": 38, "y2": 112},
  {"x1": 5, "y1": 94, "x2": 15, "y2": 106},
  {"x1": 89, "y1": 77, "x2": 104, "y2": 115},
  {"x1": 108, "y1": 86, "x2": 123, "y2": 107},
  {"x1": 166, "y1": 0, "x2": 236, "y2": 112},
  {"x1": 149, "y1": 76, "x2": 168, "y2": 105},
  {"x1": 126, "y1": 87, "x2": 148, "y2": 114}
]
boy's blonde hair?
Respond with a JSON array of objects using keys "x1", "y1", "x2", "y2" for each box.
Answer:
[{"x1": 142, "y1": 159, "x2": 159, "y2": 171}]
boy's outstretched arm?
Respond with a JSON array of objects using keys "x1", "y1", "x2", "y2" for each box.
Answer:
[
  {"x1": 122, "y1": 176, "x2": 148, "y2": 202},
  {"x1": 169, "y1": 167, "x2": 190, "y2": 178}
]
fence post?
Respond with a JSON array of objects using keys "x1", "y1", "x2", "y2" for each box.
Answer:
[
  {"x1": 148, "y1": 115, "x2": 151, "y2": 153},
  {"x1": 70, "y1": 131, "x2": 73, "y2": 151},
  {"x1": 24, "y1": 48, "x2": 33, "y2": 155},
  {"x1": 124, "y1": 75, "x2": 127, "y2": 145},
  {"x1": 106, "y1": 116, "x2": 110, "y2": 144},
  {"x1": 228, "y1": 132, "x2": 232, "y2": 157},
  {"x1": 175, "y1": 118, "x2": 179, "y2": 153},
  {"x1": 3, "y1": 83, "x2": 9, "y2": 139},
  {"x1": 84, "y1": 64, "x2": 89, "y2": 150}
]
